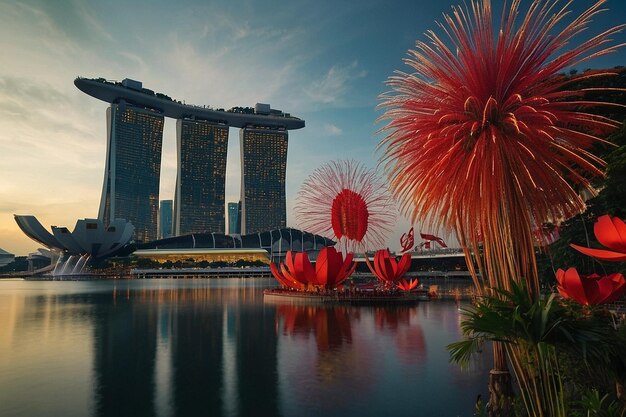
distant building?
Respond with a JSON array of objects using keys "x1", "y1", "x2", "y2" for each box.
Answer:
[
  {"x1": 228, "y1": 201, "x2": 241, "y2": 235},
  {"x1": 240, "y1": 127, "x2": 288, "y2": 234},
  {"x1": 159, "y1": 200, "x2": 173, "y2": 239},
  {"x1": 99, "y1": 102, "x2": 164, "y2": 242},
  {"x1": 138, "y1": 227, "x2": 335, "y2": 263},
  {"x1": 0, "y1": 248, "x2": 14, "y2": 268},
  {"x1": 14, "y1": 215, "x2": 134, "y2": 259},
  {"x1": 133, "y1": 248, "x2": 271, "y2": 265},
  {"x1": 173, "y1": 119, "x2": 229, "y2": 235}
]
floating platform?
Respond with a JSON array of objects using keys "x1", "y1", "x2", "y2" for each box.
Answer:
[{"x1": 263, "y1": 288, "x2": 431, "y2": 304}]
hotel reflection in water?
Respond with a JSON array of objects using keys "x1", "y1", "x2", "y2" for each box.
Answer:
[{"x1": 0, "y1": 285, "x2": 469, "y2": 417}]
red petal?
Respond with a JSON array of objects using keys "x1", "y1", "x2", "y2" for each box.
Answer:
[
  {"x1": 570, "y1": 244, "x2": 626, "y2": 262},
  {"x1": 315, "y1": 247, "x2": 330, "y2": 286},
  {"x1": 557, "y1": 267, "x2": 591, "y2": 305},
  {"x1": 396, "y1": 253, "x2": 412, "y2": 278},
  {"x1": 595, "y1": 215, "x2": 626, "y2": 254}
]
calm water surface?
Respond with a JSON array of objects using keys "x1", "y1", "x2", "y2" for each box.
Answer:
[{"x1": 0, "y1": 278, "x2": 490, "y2": 417}]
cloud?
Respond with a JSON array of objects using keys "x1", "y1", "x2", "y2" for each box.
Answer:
[
  {"x1": 323, "y1": 123, "x2": 343, "y2": 136},
  {"x1": 303, "y1": 61, "x2": 368, "y2": 105},
  {"x1": 0, "y1": 76, "x2": 102, "y2": 160}
]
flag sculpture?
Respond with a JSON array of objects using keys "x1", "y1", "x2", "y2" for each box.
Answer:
[
  {"x1": 400, "y1": 227, "x2": 415, "y2": 253},
  {"x1": 420, "y1": 232, "x2": 447, "y2": 248}
]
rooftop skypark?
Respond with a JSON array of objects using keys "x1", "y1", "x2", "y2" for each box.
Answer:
[{"x1": 74, "y1": 76, "x2": 305, "y2": 130}]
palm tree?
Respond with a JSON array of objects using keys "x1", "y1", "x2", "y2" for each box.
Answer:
[
  {"x1": 379, "y1": 0, "x2": 624, "y2": 413},
  {"x1": 448, "y1": 281, "x2": 617, "y2": 417}
]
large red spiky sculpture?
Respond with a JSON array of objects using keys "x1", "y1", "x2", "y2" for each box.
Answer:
[
  {"x1": 378, "y1": 0, "x2": 624, "y2": 413},
  {"x1": 295, "y1": 160, "x2": 395, "y2": 253},
  {"x1": 379, "y1": 0, "x2": 624, "y2": 298}
]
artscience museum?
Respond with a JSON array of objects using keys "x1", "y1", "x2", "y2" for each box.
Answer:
[{"x1": 14, "y1": 215, "x2": 135, "y2": 267}]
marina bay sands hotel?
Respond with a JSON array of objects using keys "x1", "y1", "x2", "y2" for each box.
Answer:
[{"x1": 75, "y1": 77, "x2": 304, "y2": 242}]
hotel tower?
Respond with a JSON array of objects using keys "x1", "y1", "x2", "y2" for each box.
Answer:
[
  {"x1": 174, "y1": 119, "x2": 229, "y2": 235},
  {"x1": 99, "y1": 101, "x2": 164, "y2": 242},
  {"x1": 75, "y1": 77, "x2": 304, "y2": 241},
  {"x1": 239, "y1": 127, "x2": 288, "y2": 234}
]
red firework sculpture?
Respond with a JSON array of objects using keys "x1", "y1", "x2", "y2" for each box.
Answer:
[
  {"x1": 295, "y1": 160, "x2": 395, "y2": 252},
  {"x1": 378, "y1": 0, "x2": 624, "y2": 409},
  {"x1": 379, "y1": 0, "x2": 625, "y2": 299},
  {"x1": 270, "y1": 246, "x2": 357, "y2": 290}
]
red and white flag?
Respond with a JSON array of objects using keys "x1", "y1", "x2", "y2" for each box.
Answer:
[{"x1": 420, "y1": 232, "x2": 447, "y2": 248}]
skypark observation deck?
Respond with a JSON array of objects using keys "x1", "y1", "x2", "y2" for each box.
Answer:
[{"x1": 74, "y1": 77, "x2": 305, "y2": 130}]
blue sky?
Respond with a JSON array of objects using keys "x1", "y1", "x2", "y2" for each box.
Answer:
[{"x1": 0, "y1": 0, "x2": 625, "y2": 255}]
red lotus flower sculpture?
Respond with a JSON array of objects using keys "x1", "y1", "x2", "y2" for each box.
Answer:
[
  {"x1": 295, "y1": 160, "x2": 395, "y2": 253},
  {"x1": 556, "y1": 267, "x2": 626, "y2": 305},
  {"x1": 397, "y1": 278, "x2": 419, "y2": 292},
  {"x1": 270, "y1": 246, "x2": 357, "y2": 290},
  {"x1": 365, "y1": 249, "x2": 411, "y2": 286},
  {"x1": 571, "y1": 215, "x2": 626, "y2": 261},
  {"x1": 379, "y1": 0, "x2": 624, "y2": 300}
]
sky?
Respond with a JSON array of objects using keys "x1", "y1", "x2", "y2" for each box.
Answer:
[{"x1": 0, "y1": 0, "x2": 625, "y2": 256}]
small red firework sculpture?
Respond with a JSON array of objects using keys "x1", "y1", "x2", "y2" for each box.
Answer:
[
  {"x1": 400, "y1": 227, "x2": 415, "y2": 253},
  {"x1": 295, "y1": 160, "x2": 395, "y2": 252},
  {"x1": 397, "y1": 278, "x2": 419, "y2": 292},
  {"x1": 270, "y1": 246, "x2": 356, "y2": 291},
  {"x1": 364, "y1": 249, "x2": 412, "y2": 287}
]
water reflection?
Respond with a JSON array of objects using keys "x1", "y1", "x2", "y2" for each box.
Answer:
[
  {"x1": 373, "y1": 306, "x2": 426, "y2": 365},
  {"x1": 92, "y1": 292, "x2": 158, "y2": 417},
  {"x1": 276, "y1": 304, "x2": 353, "y2": 350},
  {"x1": 0, "y1": 279, "x2": 489, "y2": 417}
]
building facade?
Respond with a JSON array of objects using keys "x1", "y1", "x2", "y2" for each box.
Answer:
[
  {"x1": 173, "y1": 119, "x2": 229, "y2": 235},
  {"x1": 228, "y1": 201, "x2": 241, "y2": 235},
  {"x1": 239, "y1": 127, "x2": 288, "y2": 234},
  {"x1": 75, "y1": 78, "x2": 305, "y2": 243},
  {"x1": 159, "y1": 200, "x2": 173, "y2": 239},
  {"x1": 98, "y1": 102, "x2": 164, "y2": 242}
]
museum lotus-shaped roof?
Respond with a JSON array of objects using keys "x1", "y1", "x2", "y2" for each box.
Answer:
[{"x1": 14, "y1": 215, "x2": 134, "y2": 258}]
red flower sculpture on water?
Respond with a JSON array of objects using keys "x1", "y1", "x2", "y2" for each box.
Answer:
[
  {"x1": 556, "y1": 267, "x2": 626, "y2": 305},
  {"x1": 397, "y1": 279, "x2": 419, "y2": 292},
  {"x1": 365, "y1": 249, "x2": 411, "y2": 286},
  {"x1": 379, "y1": 0, "x2": 624, "y2": 298},
  {"x1": 571, "y1": 215, "x2": 626, "y2": 261},
  {"x1": 295, "y1": 160, "x2": 395, "y2": 253},
  {"x1": 270, "y1": 246, "x2": 357, "y2": 290}
]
